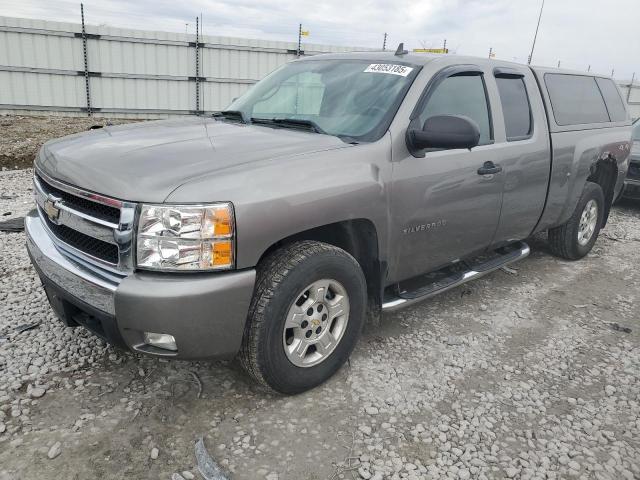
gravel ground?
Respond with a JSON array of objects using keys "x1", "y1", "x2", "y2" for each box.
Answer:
[
  {"x1": 0, "y1": 116, "x2": 137, "y2": 170},
  {"x1": 1, "y1": 168, "x2": 639, "y2": 480}
]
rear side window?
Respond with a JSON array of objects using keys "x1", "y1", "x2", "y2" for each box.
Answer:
[
  {"x1": 545, "y1": 74, "x2": 609, "y2": 125},
  {"x1": 418, "y1": 74, "x2": 493, "y2": 145},
  {"x1": 495, "y1": 76, "x2": 532, "y2": 140},
  {"x1": 595, "y1": 78, "x2": 627, "y2": 122}
]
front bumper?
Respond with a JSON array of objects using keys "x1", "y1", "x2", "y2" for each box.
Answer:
[{"x1": 25, "y1": 210, "x2": 256, "y2": 360}]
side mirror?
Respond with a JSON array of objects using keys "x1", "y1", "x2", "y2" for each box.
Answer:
[{"x1": 407, "y1": 114, "x2": 481, "y2": 152}]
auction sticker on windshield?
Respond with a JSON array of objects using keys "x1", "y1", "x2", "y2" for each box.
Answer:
[{"x1": 364, "y1": 64, "x2": 414, "y2": 76}]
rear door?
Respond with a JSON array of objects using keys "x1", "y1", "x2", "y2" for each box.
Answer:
[
  {"x1": 389, "y1": 64, "x2": 504, "y2": 282},
  {"x1": 488, "y1": 66, "x2": 551, "y2": 244}
]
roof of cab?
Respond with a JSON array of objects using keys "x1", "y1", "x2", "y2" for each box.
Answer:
[
  {"x1": 297, "y1": 50, "x2": 532, "y2": 67},
  {"x1": 298, "y1": 51, "x2": 452, "y2": 66},
  {"x1": 299, "y1": 51, "x2": 616, "y2": 80},
  {"x1": 298, "y1": 50, "x2": 536, "y2": 73}
]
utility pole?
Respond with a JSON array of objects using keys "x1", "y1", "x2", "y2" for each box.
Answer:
[
  {"x1": 629, "y1": 72, "x2": 636, "y2": 102},
  {"x1": 382, "y1": 32, "x2": 387, "y2": 51},
  {"x1": 443, "y1": 39, "x2": 447, "y2": 53},
  {"x1": 488, "y1": 47, "x2": 493, "y2": 59},
  {"x1": 528, "y1": 0, "x2": 545, "y2": 64},
  {"x1": 297, "y1": 23, "x2": 302, "y2": 58}
]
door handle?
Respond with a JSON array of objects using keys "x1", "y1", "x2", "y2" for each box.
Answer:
[{"x1": 477, "y1": 161, "x2": 503, "y2": 175}]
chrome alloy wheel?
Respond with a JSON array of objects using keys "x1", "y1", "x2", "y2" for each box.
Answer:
[
  {"x1": 577, "y1": 199, "x2": 598, "y2": 246},
  {"x1": 282, "y1": 279, "x2": 350, "y2": 368}
]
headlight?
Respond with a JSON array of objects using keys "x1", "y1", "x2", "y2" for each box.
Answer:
[{"x1": 136, "y1": 203, "x2": 234, "y2": 271}]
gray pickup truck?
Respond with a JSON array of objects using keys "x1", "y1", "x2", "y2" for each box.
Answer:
[{"x1": 26, "y1": 50, "x2": 632, "y2": 394}]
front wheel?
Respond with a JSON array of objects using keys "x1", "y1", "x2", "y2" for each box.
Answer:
[
  {"x1": 548, "y1": 182, "x2": 605, "y2": 260},
  {"x1": 239, "y1": 241, "x2": 367, "y2": 394}
]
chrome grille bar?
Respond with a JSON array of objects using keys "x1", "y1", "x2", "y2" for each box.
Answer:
[
  {"x1": 33, "y1": 169, "x2": 137, "y2": 274},
  {"x1": 34, "y1": 176, "x2": 118, "y2": 244}
]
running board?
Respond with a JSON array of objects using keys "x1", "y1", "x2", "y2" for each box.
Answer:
[{"x1": 382, "y1": 241, "x2": 530, "y2": 311}]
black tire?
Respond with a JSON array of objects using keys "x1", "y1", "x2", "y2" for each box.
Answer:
[
  {"x1": 239, "y1": 241, "x2": 367, "y2": 394},
  {"x1": 548, "y1": 182, "x2": 605, "y2": 260}
]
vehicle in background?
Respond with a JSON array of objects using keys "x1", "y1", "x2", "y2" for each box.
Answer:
[
  {"x1": 25, "y1": 51, "x2": 632, "y2": 394},
  {"x1": 622, "y1": 119, "x2": 640, "y2": 199}
]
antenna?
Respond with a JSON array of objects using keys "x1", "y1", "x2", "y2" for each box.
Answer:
[
  {"x1": 528, "y1": 0, "x2": 545, "y2": 64},
  {"x1": 395, "y1": 43, "x2": 408, "y2": 56}
]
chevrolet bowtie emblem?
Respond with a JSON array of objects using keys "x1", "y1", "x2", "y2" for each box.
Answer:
[{"x1": 43, "y1": 194, "x2": 62, "y2": 224}]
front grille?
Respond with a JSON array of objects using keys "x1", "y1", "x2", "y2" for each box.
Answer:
[
  {"x1": 629, "y1": 161, "x2": 640, "y2": 181},
  {"x1": 36, "y1": 174, "x2": 121, "y2": 224},
  {"x1": 41, "y1": 211, "x2": 119, "y2": 264}
]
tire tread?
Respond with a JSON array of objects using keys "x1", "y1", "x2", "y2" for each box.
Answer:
[
  {"x1": 239, "y1": 241, "x2": 360, "y2": 390},
  {"x1": 548, "y1": 182, "x2": 604, "y2": 260}
]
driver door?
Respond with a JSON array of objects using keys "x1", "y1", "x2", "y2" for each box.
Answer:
[{"x1": 389, "y1": 66, "x2": 504, "y2": 282}]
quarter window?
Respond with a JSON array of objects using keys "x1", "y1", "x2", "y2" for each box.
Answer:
[
  {"x1": 495, "y1": 76, "x2": 532, "y2": 141},
  {"x1": 545, "y1": 74, "x2": 610, "y2": 125},
  {"x1": 595, "y1": 78, "x2": 627, "y2": 122},
  {"x1": 418, "y1": 74, "x2": 493, "y2": 145}
]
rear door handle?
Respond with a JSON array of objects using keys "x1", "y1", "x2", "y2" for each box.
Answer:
[{"x1": 477, "y1": 161, "x2": 503, "y2": 175}]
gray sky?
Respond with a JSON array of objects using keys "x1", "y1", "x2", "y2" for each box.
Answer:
[{"x1": 1, "y1": 0, "x2": 638, "y2": 79}]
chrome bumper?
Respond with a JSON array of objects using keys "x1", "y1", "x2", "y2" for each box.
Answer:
[
  {"x1": 25, "y1": 208, "x2": 257, "y2": 360},
  {"x1": 25, "y1": 210, "x2": 120, "y2": 315}
]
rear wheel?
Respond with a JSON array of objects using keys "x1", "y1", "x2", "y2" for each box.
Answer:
[
  {"x1": 239, "y1": 241, "x2": 366, "y2": 394},
  {"x1": 548, "y1": 182, "x2": 604, "y2": 260}
]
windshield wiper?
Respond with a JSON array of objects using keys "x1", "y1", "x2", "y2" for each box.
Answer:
[
  {"x1": 250, "y1": 117, "x2": 326, "y2": 134},
  {"x1": 212, "y1": 110, "x2": 247, "y2": 123}
]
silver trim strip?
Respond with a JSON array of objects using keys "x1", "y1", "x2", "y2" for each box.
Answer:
[
  {"x1": 382, "y1": 243, "x2": 531, "y2": 312},
  {"x1": 35, "y1": 168, "x2": 124, "y2": 209},
  {"x1": 25, "y1": 211, "x2": 119, "y2": 315}
]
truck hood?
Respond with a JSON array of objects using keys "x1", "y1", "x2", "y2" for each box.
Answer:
[{"x1": 36, "y1": 117, "x2": 349, "y2": 203}]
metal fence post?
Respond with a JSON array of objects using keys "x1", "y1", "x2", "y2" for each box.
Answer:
[
  {"x1": 195, "y1": 17, "x2": 200, "y2": 114},
  {"x1": 80, "y1": 3, "x2": 91, "y2": 117}
]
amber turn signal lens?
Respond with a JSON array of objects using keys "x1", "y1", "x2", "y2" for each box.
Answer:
[
  {"x1": 212, "y1": 240, "x2": 233, "y2": 266},
  {"x1": 213, "y1": 207, "x2": 233, "y2": 236}
]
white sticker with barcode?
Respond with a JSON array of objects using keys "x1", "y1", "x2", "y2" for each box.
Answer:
[{"x1": 364, "y1": 64, "x2": 414, "y2": 76}]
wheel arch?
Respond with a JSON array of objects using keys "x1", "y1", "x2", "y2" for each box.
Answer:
[
  {"x1": 256, "y1": 219, "x2": 384, "y2": 310},
  {"x1": 586, "y1": 155, "x2": 618, "y2": 227}
]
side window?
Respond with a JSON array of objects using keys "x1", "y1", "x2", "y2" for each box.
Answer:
[
  {"x1": 495, "y1": 76, "x2": 532, "y2": 141},
  {"x1": 418, "y1": 74, "x2": 493, "y2": 145},
  {"x1": 544, "y1": 74, "x2": 609, "y2": 125},
  {"x1": 595, "y1": 78, "x2": 627, "y2": 122}
]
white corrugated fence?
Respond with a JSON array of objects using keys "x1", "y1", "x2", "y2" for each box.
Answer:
[
  {"x1": 1, "y1": 15, "x2": 637, "y2": 120},
  {"x1": 0, "y1": 16, "x2": 370, "y2": 118}
]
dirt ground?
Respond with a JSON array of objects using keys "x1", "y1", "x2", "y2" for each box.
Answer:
[
  {"x1": 0, "y1": 116, "x2": 137, "y2": 170},
  {"x1": 0, "y1": 116, "x2": 639, "y2": 480}
]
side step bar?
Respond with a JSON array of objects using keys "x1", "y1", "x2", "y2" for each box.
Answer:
[{"x1": 382, "y1": 241, "x2": 530, "y2": 312}]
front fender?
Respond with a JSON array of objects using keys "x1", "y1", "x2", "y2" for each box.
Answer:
[{"x1": 166, "y1": 138, "x2": 392, "y2": 269}]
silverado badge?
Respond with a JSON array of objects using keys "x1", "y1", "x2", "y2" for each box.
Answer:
[{"x1": 403, "y1": 219, "x2": 447, "y2": 235}]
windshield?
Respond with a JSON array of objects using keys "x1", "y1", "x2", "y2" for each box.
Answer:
[
  {"x1": 633, "y1": 120, "x2": 640, "y2": 141},
  {"x1": 227, "y1": 59, "x2": 419, "y2": 141}
]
